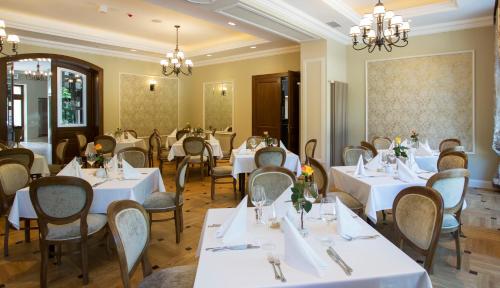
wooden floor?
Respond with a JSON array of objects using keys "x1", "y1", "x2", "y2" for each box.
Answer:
[{"x1": 0, "y1": 161, "x2": 499, "y2": 288}]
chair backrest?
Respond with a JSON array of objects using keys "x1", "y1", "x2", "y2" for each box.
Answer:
[
  {"x1": 246, "y1": 136, "x2": 263, "y2": 149},
  {"x1": 342, "y1": 146, "x2": 370, "y2": 166},
  {"x1": 372, "y1": 136, "x2": 392, "y2": 150},
  {"x1": 148, "y1": 131, "x2": 159, "y2": 154},
  {"x1": 439, "y1": 138, "x2": 461, "y2": 152},
  {"x1": 361, "y1": 141, "x2": 378, "y2": 157},
  {"x1": 308, "y1": 158, "x2": 328, "y2": 197},
  {"x1": 0, "y1": 159, "x2": 30, "y2": 213},
  {"x1": 75, "y1": 133, "x2": 87, "y2": 152},
  {"x1": 0, "y1": 142, "x2": 10, "y2": 150},
  {"x1": 437, "y1": 151, "x2": 468, "y2": 171},
  {"x1": 175, "y1": 156, "x2": 190, "y2": 206},
  {"x1": 441, "y1": 146, "x2": 465, "y2": 154},
  {"x1": 107, "y1": 200, "x2": 152, "y2": 288},
  {"x1": 118, "y1": 147, "x2": 148, "y2": 168},
  {"x1": 0, "y1": 148, "x2": 34, "y2": 170},
  {"x1": 304, "y1": 139, "x2": 317, "y2": 164},
  {"x1": 214, "y1": 132, "x2": 236, "y2": 157},
  {"x1": 29, "y1": 176, "x2": 93, "y2": 240},
  {"x1": 255, "y1": 147, "x2": 286, "y2": 168},
  {"x1": 205, "y1": 142, "x2": 215, "y2": 175},
  {"x1": 426, "y1": 168, "x2": 469, "y2": 216},
  {"x1": 124, "y1": 129, "x2": 138, "y2": 139},
  {"x1": 55, "y1": 139, "x2": 69, "y2": 165},
  {"x1": 176, "y1": 129, "x2": 190, "y2": 140},
  {"x1": 248, "y1": 167, "x2": 296, "y2": 204},
  {"x1": 94, "y1": 135, "x2": 117, "y2": 156},
  {"x1": 393, "y1": 186, "x2": 443, "y2": 272},
  {"x1": 183, "y1": 137, "x2": 205, "y2": 156}
]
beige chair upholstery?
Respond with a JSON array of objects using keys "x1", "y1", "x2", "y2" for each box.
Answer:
[
  {"x1": 214, "y1": 132, "x2": 236, "y2": 159},
  {"x1": 439, "y1": 138, "x2": 461, "y2": 152},
  {"x1": 372, "y1": 136, "x2": 392, "y2": 150},
  {"x1": 342, "y1": 146, "x2": 370, "y2": 166},
  {"x1": 94, "y1": 135, "x2": 117, "y2": 156},
  {"x1": 118, "y1": 147, "x2": 148, "y2": 168},
  {"x1": 308, "y1": 158, "x2": 328, "y2": 197},
  {"x1": 393, "y1": 186, "x2": 443, "y2": 273},
  {"x1": 437, "y1": 151, "x2": 467, "y2": 171},
  {"x1": 427, "y1": 168, "x2": 469, "y2": 269},
  {"x1": 107, "y1": 200, "x2": 196, "y2": 288},
  {"x1": 49, "y1": 139, "x2": 69, "y2": 175},
  {"x1": 248, "y1": 167, "x2": 296, "y2": 204},
  {"x1": 255, "y1": 147, "x2": 286, "y2": 168},
  {"x1": 183, "y1": 136, "x2": 208, "y2": 179},
  {"x1": 0, "y1": 148, "x2": 34, "y2": 171},
  {"x1": 75, "y1": 133, "x2": 87, "y2": 156},
  {"x1": 304, "y1": 139, "x2": 317, "y2": 165},
  {"x1": 206, "y1": 142, "x2": 236, "y2": 200}
]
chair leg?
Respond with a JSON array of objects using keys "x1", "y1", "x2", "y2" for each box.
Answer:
[
  {"x1": 174, "y1": 209, "x2": 180, "y2": 244},
  {"x1": 81, "y1": 239, "x2": 89, "y2": 285},
  {"x1": 4, "y1": 216, "x2": 9, "y2": 257},
  {"x1": 211, "y1": 177, "x2": 215, "y2": 200},
  {"x1": 453, "y1": 230, "x2": 461, "y2": 270},
  {"x1": 233, "y1": 178, "x2": 237, "y2": 199},
  {"x1": 159, "y1": 160, "x2": 163, "y2": 175},
  {"x1": 148, "y1": 213, "x2": 153, "y2": 238},
  {"x1": 179, "y1": 206, "x2": 184, "y2": 232},
  {"x1": 40, "y1": 241, "x2": 49, "y2": 288},
  {"x1": 24, "y1": 219, "x2": 31, "y2": 243},
  {"x1": 56, "y1": 244, "x2": 62, "y2": 265},
  {"x1": 381, "y1": 210, "x2": 386, "y2": 222}
]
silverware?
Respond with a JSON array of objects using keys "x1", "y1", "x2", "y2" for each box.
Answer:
[
  {"x1": 207, "y1": 224, "x2": 221, "y2": 228},
  {"x1": 327, "y1": 247, "x2": 352, "y2": 276},
  {"x1": 267, "y1": 255, "x2": 280, "y2": 280},
  {"x1": 273, "y1": 256, "x2": 286, "y2": 282},
  {"x1": 341, "y1": 234, "x2": 379, "y2": 241},
  {"x1": 92, "y1": 180, "x2": 107, "y2": 187},
  {"x1": 205, "y1": 244, "x2": 260, "y2": 252}
]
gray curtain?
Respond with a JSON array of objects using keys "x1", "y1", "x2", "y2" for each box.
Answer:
[
  {"x1": 330, "y1": 81, "x2": 348, "y2": 166},
  {"x1": 494, "y1": 3, "x2": 500, "y2": 155}
]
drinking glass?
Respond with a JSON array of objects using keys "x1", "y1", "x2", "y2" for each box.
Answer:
[
  {"x1": 320, "y1": 197, "x2": 336, "y2": 224},
  {"x1": 304, "y1": 183, "x2": 319, "y2": 204},
  {"x1": 87, "y1": 153, "x2": 96, "y2": 168},
  {"x1": 248, "y1": 138, "x2": 257, "y2": 151},
  {"x1": 272, "y1": 138, "x2": 279, "y2": 147},
  {"x1": 251, "y1": 185, "x2": 267, "y2": 224},
  {"x1": 117, "y1": 153, "x2": 123, "y2": 169},
  {"x1": 75, "y1": 157, "x2": 83, "y2": 168}
]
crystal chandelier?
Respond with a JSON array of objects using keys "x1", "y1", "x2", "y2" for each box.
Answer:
[
  {"x1": 0, "y1": 20, "x2": 20, "y2": 56},
  {"x1": 22, "y1": 59, "x2": 52, "y2": 81},
  {"x1": 160, "y1": 25, "x2": 193, "y2": 77},
  {"x1": 349, "y1": 0, "x2": 410, "y2": 53}
]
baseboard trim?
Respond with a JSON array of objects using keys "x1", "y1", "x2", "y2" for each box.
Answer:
[{"x1": 469, "y1": 179, "x2": 493, "y2": 189}]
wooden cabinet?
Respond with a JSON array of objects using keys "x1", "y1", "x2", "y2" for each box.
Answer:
[{"x1": 252, "y1": 71, "x2": 300, "y2": 154}]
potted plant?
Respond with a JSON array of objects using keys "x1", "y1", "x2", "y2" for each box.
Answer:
[
  {"x1": 410, "y1": 130, "x2": 419, "y2": 148},
  {"x1": 291, "y1": 165, "x2": 318, "y2": 236}
]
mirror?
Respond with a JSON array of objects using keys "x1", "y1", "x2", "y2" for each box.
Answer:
[
  {"x1": 57, "y1": 67, "x2": 86, "y2": 127},
  {"x1": 203, "y1": 81, "x2": 233, "y2": 131}
]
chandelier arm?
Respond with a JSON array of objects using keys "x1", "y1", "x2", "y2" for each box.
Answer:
[
  {"x1": 383, "y1": 42, "x2": 392, "y2": 52},
  {"x1": 352, "y1": 43, "x2": 369, "y2": 51},
  {"x1": 390, "y1": 40, "x2": 409, "y2": 48},
  {"x1": 368, "y1": 44, "x2": 377, "y2": 53}
]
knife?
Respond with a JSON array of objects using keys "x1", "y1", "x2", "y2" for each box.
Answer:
[
  {"x1": 205, "y1": 244, "x2": 260, "y2": 252},
  {"x1": 327, "y1": 247, "x2": 352, "y2": 276}
]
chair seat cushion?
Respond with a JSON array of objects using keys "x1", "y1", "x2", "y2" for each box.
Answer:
[
  {"x1": 46, "y1": 214, "x2": 107, "y2": 241},
  {"x1": 139, "y1": 265, "x2": 196, "y2": 288},
  {"x1": 212, "y1": 166, "x2": 233, "y2": 176},
  {"x1": 442, "y1": 213, "x2": 459, "y2": 232},
  {"x1": 327, "y1": 191, "x2": 364, "y2": 211},
  {"x1": 189, "y1": 156, "x2": 208, "y2": 163},
  {"x1": 143, "y1": 192, "x2": 177, "y2": 210}
]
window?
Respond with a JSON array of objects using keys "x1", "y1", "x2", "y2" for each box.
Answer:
[
  {"x1": 13, "y1": 99, "x2": 22, "y2": 127},
  {"x1": 57, "y1": 67, "x2": 86, "y2": 127}
]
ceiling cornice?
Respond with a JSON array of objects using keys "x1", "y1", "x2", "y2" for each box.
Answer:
[
  {"x1": 397, "y1": 0, "x2": 459, "y2": 19},
  {"x1": 410, "y1": 16, "x2": 492, "y2": 37},
  {"x1": 321, "y1": 0, "x2": 361, "y2": 24}
]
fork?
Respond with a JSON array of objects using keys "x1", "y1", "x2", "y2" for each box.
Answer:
[
  {"x1": 273, "y1": 256, "x2": 286, "y2": 282},
  {"x1": 267, "y1": 255, "x2": 280, "y2": 280},
  {"x1": 341, "y1": 234, "x2": 379, "y2": 241}
]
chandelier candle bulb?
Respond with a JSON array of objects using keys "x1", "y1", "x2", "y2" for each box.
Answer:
[
  {"x1": 7, "y1": 35, "x2": 19, "y2": 43},
  {"x1": 391, "y1": 15, "x2": 403, "y2": 26},
  {"x1": 350, "y1": 26, "x2": 361, "y2": 36}
]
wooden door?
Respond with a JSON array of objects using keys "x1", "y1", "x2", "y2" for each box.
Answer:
[
  {"x1": 252, "y1": 73, "x2": 284, "y2": 138},
  {"x1": 287, "y1": 71, "x2": 300, "y2": 154}
]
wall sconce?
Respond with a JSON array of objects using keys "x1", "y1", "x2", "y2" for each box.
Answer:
[
  {"x1": 149, "y1": 79, "x2": 157, "y2": 91},
  {"x1": 221, "y1": 84, "x2": 227, "y2": 96}
]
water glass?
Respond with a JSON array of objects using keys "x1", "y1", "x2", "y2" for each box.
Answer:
[
  {"x1": 320, "y1": 197, "x2": 336, "y2": 224},
  {"x1": 87, "y1": 153, "x2": 96, "y2": 168},
  {"x1": 304, "y1": 183, "x2": 319, "y2": 204},
  {"x1": 251, "y1": 185, "x2": 267, "y2": 224},
  {"x1": 117, "y1": 153, "x2": 123, "y2": 169}
]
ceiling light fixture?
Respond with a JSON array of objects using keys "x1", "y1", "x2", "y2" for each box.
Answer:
[
  {"x1": 25, "y1": 60, "x2": 51, "y2": 81},
  {"x1": 349, "y1": 0, "x2": 410, "y2": 53},
  {"x1": 250, "y1": 46, "x2": 256, "y2": 49},
  {"x1": 160, "y1": 25, "x2": 193, "y2": 77},
  {"x1": 206, "y1": 54, "x2": 212, "y2": 57},
  {"x1": 130, "y1": 49, "x2": 137, "y2": 52},
  {"x1": 0, "y1": 20, "x2": 20, "y2": 56},
  {"x1": 228, "y1": 22, "x2": 236, "y2": 26}
]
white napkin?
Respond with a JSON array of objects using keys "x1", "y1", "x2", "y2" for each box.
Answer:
[
  {"x1": 407, "y1": 150, "x2": 424, "y2": 173},
  {"x1": 365, "y1": 153, "x2": 382, "y2": 170},
  {"x1": 388, "y1": 140, "x2": 395, "y2": 150},
  {"x1": 216, "y1": 195, "x2": 248, "y2": 244},
  {"x1": 416, "y1": 139, "x2": 433, "y2": 156},
  {"x1": 336, "y1": 196, "x2": 364, "y2": 238},
  {"x1": 282, "y1": 216, "x2": 327, "y2": 277},
  {"x1": 353, "y1": 155, "x2": 367, "y2": 177},
  {"x1": 169, "y1": 129, "x2": 177, "y2": 137},
  {"x1": 396, "y1": 158, "x2": 418, "y2": 183},
  {"x1": 57, "y1": 158, "x2": 83, "y2": 178},
  {"x1": 272, "y1": 187, "x2": 293, "y2": 218},
  {"x1": 126, "y1": 132, "x2": 136, "y2": 139},
  {"x1": 401, "y1": 139, "x2": 409, "y2": 147},
  {"x1": 122, "y1": 160, "x2": 141, "y2": 180}
]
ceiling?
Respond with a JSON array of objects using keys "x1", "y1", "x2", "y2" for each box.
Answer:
[{"x1": 0, "y1": 0, "x2": 494, "y2": 65}]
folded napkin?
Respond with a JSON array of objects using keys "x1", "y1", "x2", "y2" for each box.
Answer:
[
  {"x1": 58, "y1": 158, "x2": 84, "y2": 178},
  {"x1": 353, "y1": 155, "x2": 367, "y2": 177},
  {"x1": 216, "y1": 195, "x2": 248, "y2": 244},
  {"x1": 282, "y1": 216, "x2": 327, "y2": 277},
  {"x1": 397, "y1": 158, "x2": 418, "y2": 183},
  {"x1": 388, "y1": 140, "x2": 395, "y2": 150},
  {"x1": 126, "y1": 132, "x2": 136, "y2": 139},
  {"x1": 122, "y1": 160, "x2": 141, "y2": 180},
  {"x1": 336, "y1": 196, "x2": 364, "y2": 238},
  {"x1": 407, "y1": 150, "x2": 424, "y2": 173},
  {"x1": 415, "y1": 139, "x2": 433, "y2": 156},
  {"x1": 401, "y1": 139, "x2": 409, "y2": 147},
  {"x1": 365, "y1": 153, "x2": 382, "y2": 170},
  {"x1": 272, "y1": 187, "x2": 293, "y2": 218},
  {"x1": 169, "y1": 129, "x2": 177, "y2": 137}
]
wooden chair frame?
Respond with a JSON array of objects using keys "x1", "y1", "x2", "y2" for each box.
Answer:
[
  {"x1": 205, "y1": 142, "x2": 236, "y2": 200},
  {"x1": 254, "y1": 147, "x2": 286, "y2": 168},
  {"x1": 308, "y1": 158, "x2": 328, "y2": 197},
  {"x1": 437, "y1": 150, "x2": 468, "y2": 171},
  {"x1": 304, "y1": 139, "x2": 317, "y2": 165},
  {"x1": 393, "y1": 186, "x2": 444, "y2": 273},
  {"x1": 439, "y1": 138, "x2": 461, "y2": 152},
  {"x1": 94, "y1": 135, "x2": 117, "y2": 156},
  {"x1": 361, "y1": 141, "x2": 378, "y2": 157},
  {"x1": 0, "y1": 147, "x2": 34, "y2": 170},
  {"x1": 117, "y1": 146, "x2": 149, "y2": 168},
  {"x1": 342, "y1": 145, "x2": 370, "y2": 166}
]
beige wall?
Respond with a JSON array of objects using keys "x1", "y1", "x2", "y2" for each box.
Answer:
[
  {"x1": 180, "y1": 51, "x2": 300, "y2": 145},
  {"x1": 346, "y1": 27, "x2": 496, "y2": 181}
]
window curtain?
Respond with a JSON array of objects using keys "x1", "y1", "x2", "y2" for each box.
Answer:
[{"x1": 330, "y1": 81, "x2": 348, "y2": 166}]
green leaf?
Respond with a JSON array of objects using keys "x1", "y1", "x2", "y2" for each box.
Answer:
[
  {"x1": 291, "y1": 193, "x2": 299, "y2": 203},
  {"x1": 303, "y1": 201, "x2": 312, "y2": 213}
]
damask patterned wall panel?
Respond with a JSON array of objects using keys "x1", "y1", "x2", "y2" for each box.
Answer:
[
  {"x1": 366, "y1": 51, "x2": 474, "y2": 151},
  {"x1": 120, "y1": 74, "x2": 178, "y2": 137},
  {"x1": 203, "y1": 81, "x2": 233, "y2": 130}
]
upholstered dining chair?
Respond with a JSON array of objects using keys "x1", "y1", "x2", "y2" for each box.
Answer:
[
  {"x1": 205, "y1": 142, "x2": 236, "y2": 200},
  {"x1": 393, "y1": 186, "x2": 443, "y2": 273},
  {"x1": 183, "y1": 136, "x2": 208, "y2": 179},
  {"x1": 214, "y1": 132, "x2": 236, "y2": 160},
  {"x1": 48, "y1": 139, "x2": 69, "y2": 175},
  {"x1": 176, "y1": 129, "x2": 190, "y2": 140},
  {"x1": 94, "y1": 135, "x2": 116, "y2": 156},
  {"x1": 148, "y1": 132, "x2": 168, "y2": 173},
  {"x1": 107, "y1": 200, "x2": 196, "y2": 288},
  {"x1": 117, "y1": 147, "x2": 148, "y2": 168},
  {"x1": 0, "y1": 159, "x2": 32, "y2": 256},
  {"x1": 372, "y1": 136, "x2": 392, "y2": 150},
  {"x1": 0, "y1": 142, "x2": 10, "y2": 150},
  {"x1": 437, "y1": 151, "x2": 468, "y2": 171},
  {"x1": 361, "y1": 141, "x2": 378, "y2": 157},
  {"x1": 439, "y1": 138, "x2": 461, "y2": 152},
  {"x1": 75, "y1": 133, "x2": 87, "y2": 156},
  {"x1": 245, "y1": 136, "x2": 263, "y2": 149},
  {"x1": 441, "y1": 146, "x2": 465, "y2": 154},
  {"x1": 342, "y1": 146, "x2": 371, "y2": 166},
  {"x1": 29, "y1": 176, "x2": 108, "y2": 287},
  {"x1": 426, "y1": 168, "x2": 469, "y2": 269},
  {"x1": 248, "y1": 167, "x2": 296, "y2": 204},
  {"x1": 142, "y1": 156, "x2": 189, "y2": 243},
  {"x1": 124, "y1": 129, "x2": 138, "y2": 139},
  {"x1": 255, "y1": 147, "x2": 286, "y2": 168},
  {"x1": 304, "y1": 139, "x2": 317, "y2": 165},
  {"x1": 0, "y1": 147, "x2": 34, "y2": 171}
]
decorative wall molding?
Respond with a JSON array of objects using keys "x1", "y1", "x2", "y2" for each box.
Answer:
[
  {"x1": 202, "y1": 80, "x2": 235, "y2": 130},
  {"x1": 397, "y1": 0, "x2": 459, "y2": 18},
  {"x1": 195, "y1": 45, "x2": 300, "y2": 66},
  {"x1": 322, "y1": 0, "x2": 361, "y2": 24},
  {"x1": 411, "y1": 16, "x2": 492, "y2": 37}
]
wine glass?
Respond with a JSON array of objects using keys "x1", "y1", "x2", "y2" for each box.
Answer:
[
  {"x1": 272, "y1": 138, "x2": 279, "y2": 147},
  {"x1": 75, "y1": 157, "x2": 83, "y2": 168},
  {"x1": 320, "y1": 197, "x2": 336, "y2": 224},
  {"x1": 251, "y1": 185, "x2": 267, "y2": 224},
  {"x1": 87, "y1": 153, "x2": 96, "y2": 168},
  {"x1": 117, "y1": 153, "x2": 123, "y2": 169},
  {"x1": 304, "y1": 183, "x2": 319, "y2": 204},
  {"x1": 248, "y1": 138, "x2": 257, "y2": 151}
]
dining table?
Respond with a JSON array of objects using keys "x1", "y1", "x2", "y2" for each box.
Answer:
[
  {"x1": 31, "y1": 153, "x2": 50, "y2": 177},
  {"x1": 195, "y1": 202, "x2": 432, "y2": 288},
  {"x1": 377, "y1": 149, "x2": 440, "y2": 172},
  {"x1": 8, "y1": 167, "x2": 165, "y2": 229},
  {"x1": 85, "y1": 138, "x2": 147, "y2": 155}
]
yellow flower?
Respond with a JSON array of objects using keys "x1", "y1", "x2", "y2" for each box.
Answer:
[
  {"x1": 395, "y1": 136, "x2": 401, "y2": 145},
  {"x1": 301, "y1": 165, "x2": 314, "y2": 176}
]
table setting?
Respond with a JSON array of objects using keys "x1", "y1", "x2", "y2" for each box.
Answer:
[
  {"x1": 85, "y1": 131, "x2": 147, "y2": 155},
  {"x1": 167, "y1": 133, "x2": 223, "y2": 161}
]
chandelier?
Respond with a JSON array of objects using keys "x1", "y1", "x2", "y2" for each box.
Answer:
[
  {"x1": 22, "y1": 59, "x2": 52, "y2": 81},
  {"x1": 349, "y1": 0, "x2": 410, "y2": 53},
  {"x1": 0, "y1": 20, "x2": 20, "y2": 56},
  {"x1": 160, "y1": 25, "x2": 193, "y2": 77}
]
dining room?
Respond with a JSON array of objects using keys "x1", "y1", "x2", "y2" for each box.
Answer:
[{"x1": 0, "y1": 0, "x2": 499, "y2": 287}]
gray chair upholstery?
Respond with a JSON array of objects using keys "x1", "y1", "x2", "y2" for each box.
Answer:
[
  {"x1": 248, "y1": 167, "x2": 296, "y2": 203},
  {"x1": 206, "y1": 142, "x2": 236, "y2": 200},
  {"x1": 118, "y1": 147, "x2": 148, "y2": 168},
  {"x1": 372, "y1": 137, "x2": 392, "y2": 150},
  {"x1": 94, "y1": 135, "x2": 117, "y2": 156},
  {"x1": 214, "y1": 132, "x2": 236, "y2": 159},
  {"x1": 342, "y1": 146, "x2": 370, "y2": 166},
  {"x1": 255, "y1": 147, "x2": 286, "y2": 168},
  {"x1": 246, "y1": 136, "x2": 263, "y2": 149},
  {"x1": 183, "y1": 137, "x2": 208, "y2": 178}
]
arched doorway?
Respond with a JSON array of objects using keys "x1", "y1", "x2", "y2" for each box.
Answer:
[{"x1": 0, "y1": 53, "x2": 103, "y2": 162}]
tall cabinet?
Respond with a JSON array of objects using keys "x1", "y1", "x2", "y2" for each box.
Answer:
[{"x1": 252, "y1": 71, "x2": 300, "y2": 154}]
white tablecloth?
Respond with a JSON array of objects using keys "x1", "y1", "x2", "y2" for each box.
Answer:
[
  {"x1": 167, "y1": 137, "x2": 223, "y2": 161},
  {"x1": 8, "y1": 168, "x2": 165, "y2": 229},
  {"x1": 331, "y1": 166, "x2": 435, "y2": 223},
  {"x1": 378, "y1": 149, "x2": 439, "y2": 172},
  {"x1": 32, "y1": 154, "x2": 50, "y2": 176},
  {"x1": 195, "y1": 205, "x2": 432, "y2": 288},
  {"x1": 85, "y1": 138, "x2": 147, "y2": 155},
  {"x1": 230, "y1": 149, "x2": 301, "y2": 178}
]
